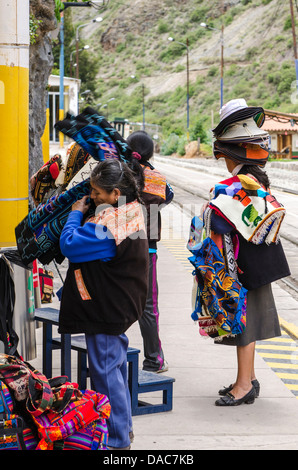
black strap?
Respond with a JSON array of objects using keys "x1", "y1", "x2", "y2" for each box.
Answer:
[{"x1": 0, "y1": 258, "x2": 19, "y2": 356}]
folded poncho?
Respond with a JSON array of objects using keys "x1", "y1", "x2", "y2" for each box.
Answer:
[{"x1": 208, "y1": 174, "x2": 285, "y2": 245}]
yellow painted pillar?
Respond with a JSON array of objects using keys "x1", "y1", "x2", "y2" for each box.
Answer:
[
  {"x1": 41, "y1": 96, "x2": 50, "y2": 163},
  {"x1": 0, "y1": 0, "x2": 29, "y2": 247}
]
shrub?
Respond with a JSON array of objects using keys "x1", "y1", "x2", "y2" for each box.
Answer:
[
  {"x1": 160, "y1": 134, "x2": 180, "y2": 155},
  {"x1": 190, "y1": 119, "x2": 208, "y2": 143},
  {"x1": 157, "y1": 21, "x2": 169, "y2": 34},
  {"x1": 190, "y1": 7, "x2": 209, "y2": 23}
]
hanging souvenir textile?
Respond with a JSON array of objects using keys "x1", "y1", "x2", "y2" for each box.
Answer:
[
  {"x1": 15, "y1": 179, "x2": 91, "y2": 266},
  {"x1": 15, "y1": 108, "x2": 134, "y2": 266},
  {"x1": 30, "y1": 154, "x2": 63, "y2": 205},
  {"x1": 208, "y1": 174, "x2": 285, "y2": 245},
  {"x1": 188, "y1": 237, "x2": 247, "y2": 340},
  {"x1": 54, "y1": 107, "x2": 132, "y2": 162}
]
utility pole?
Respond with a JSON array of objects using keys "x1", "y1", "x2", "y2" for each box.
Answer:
[
  {"x1": 289, "y1": 0, "x2": 298, "y2": 95},
  {"x1": 142, "y1": 84, "x2": 145, "y2": 130},
  {"x1": 290, "y1": 0, "x2": 297, "y2": 59},
  {"x1": 58, "y1": 2, "x2": 92, "y2": 147},
  {"x1": 0, "y1": 0, "x2": 30, "y2": 246},
  {"x1": 186, "y1": 38, "x2": 189, "y2": 142},
  {"x1": 220, "y1": 24, "x2": 224, "y2": 109}
]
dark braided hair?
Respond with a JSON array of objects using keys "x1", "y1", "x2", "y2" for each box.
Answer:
[
  {"x1": 126, "y1": 130, "x2": 154, "y2": 163},
  {"x1": 238, "y1": 164, "x2": 270, "y2": 190},
  {"x1": 91, "y1": 159, "x2": 144, "y2": 204}
]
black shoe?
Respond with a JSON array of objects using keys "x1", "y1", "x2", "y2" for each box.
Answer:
[
  {"x1": 219, "y1": 379, "x2": 260, "y2": 397},
  {"x1": 251, "y1": 379, "x2": 260, "y2": 397},
  {"x1": 215, "y1": 386, "x2": 256, "y2": 406}
]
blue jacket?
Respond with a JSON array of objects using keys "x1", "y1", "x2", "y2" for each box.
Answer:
[{"x1": 60, "y1": 210, "x2": 116, "y2": 263}]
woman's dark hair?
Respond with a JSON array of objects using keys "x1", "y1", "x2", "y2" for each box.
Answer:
[
  {"x1": 91, "y1": 159, "x2": 144, "y2": 203},
  {"x1": 238, "y1": 164, "x2": 270, "y2": 190},
  {"x1": 126, "y1": 130, "x2": 154, "y2": 162}
]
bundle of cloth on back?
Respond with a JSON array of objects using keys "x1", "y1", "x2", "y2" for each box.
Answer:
[
  {"x1": 54, "y1": 106, "x2": 132, "y2": 162},
  {"x1": 210, "y1": 99, "x2": 285, "y2": 246},
  {"x1": 15, "y1": 108, "x2": 133, "y2": 267}
]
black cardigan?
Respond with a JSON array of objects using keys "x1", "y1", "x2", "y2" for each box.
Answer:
[
  {"x1": 236, "y1": 233, "x2": 290, "y2": 290},
  {"x1": 58, "y1": 233, "x2": 149, "y2": 335}
]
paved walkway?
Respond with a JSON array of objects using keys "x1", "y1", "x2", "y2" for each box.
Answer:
[{"x1": 31, "y1": 204, "x2": 298, "y2": 451}]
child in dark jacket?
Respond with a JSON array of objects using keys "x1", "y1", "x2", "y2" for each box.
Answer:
[
  {"x1": 59, "y1": 159, "x2": 149, "y2": 449},
  {"x1": 126, "y1": 130, "x2": 174, "y2": 373}
]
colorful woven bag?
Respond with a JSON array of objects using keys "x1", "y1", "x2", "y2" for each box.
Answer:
[
  {"x1": 31, "y1": 390, "x2": 110, "y2": 450},
  {"x1": 0, "y1": 381, "x2": 38, "y2": 450},
  {"x1": 0, "y1": 354, "x2": 111, "y2": 450}
]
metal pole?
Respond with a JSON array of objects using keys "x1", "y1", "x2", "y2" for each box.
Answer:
[
  {"x1": 142, "y1": 84, "x2": 145, "y2": 130},
  {"x1": 59, "y1": 11, "x2": 65, "y2": 148},
  {"x1": 186, "y1": 38, "x2": 189, "y2": 142},
  {"x1": 0, "y1": 0, "x2": 30, "y2": 246},
  {"x1": 76, "y1": 28, "x2": 79, "y2": 81},
  {"x1": 289, "y1": 0, "x2": 298, "y2": 96},
  {"x1": 220, "y1": 24, "x2": 224, "y2": 109}
]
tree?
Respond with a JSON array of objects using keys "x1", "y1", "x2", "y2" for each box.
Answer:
[{"x1": 52, "y1": 7, "x2": 99, "y2": 99}]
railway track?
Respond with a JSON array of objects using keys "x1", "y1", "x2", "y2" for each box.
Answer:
[{"x1": 165, "y1": 176, "x2": 298, "y2": 301}]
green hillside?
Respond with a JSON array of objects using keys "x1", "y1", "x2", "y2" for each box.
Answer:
[{"x1": 53, "y1": 0, "x2": 298, "y2": 151}]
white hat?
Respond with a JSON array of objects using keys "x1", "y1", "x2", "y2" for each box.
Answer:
[
  {"x1": 219, "y1": 99, "x2": 248, "y2": 122},
  {"x1": 217, "y1": 117, "x2": 269, "y2": 142}
]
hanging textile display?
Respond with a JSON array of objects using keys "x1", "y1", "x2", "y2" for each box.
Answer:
[{"x1": 15, "y1": 108, "x2": 135, "y2": 267}]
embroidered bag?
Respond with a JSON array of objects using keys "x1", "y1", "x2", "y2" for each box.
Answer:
[
  {"x1": 38, "y1": 267, "x2": 54, "y2": 303},
  {"x1": 188, "y1": 237, "x2": 247, "y2": 340},
  {"x1": 0, "y1": 380, "x2": 38, "y2": 450},
  {"x1": 31, "y1": 390, "x2": 110, "y2": 450}
]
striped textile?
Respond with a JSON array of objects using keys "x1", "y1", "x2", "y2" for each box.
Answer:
[{"x1": 32, "y1": 390, "x2": 110, "y2": 450}]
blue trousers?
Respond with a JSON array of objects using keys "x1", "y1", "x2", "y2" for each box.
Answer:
[{"x1": 85, "y1": 333, "x2": 132, "y2": 448}]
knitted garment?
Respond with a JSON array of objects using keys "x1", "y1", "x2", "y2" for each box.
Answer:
[
  {"x1": 62, "y1": 142, "x2": 91, "y2": 188},
  {"x1": 142, "y1": 165, "x2": 167, "y2": 199},
  {"x1": 16, "y1": 109, "x2": 135, "y2": 266},
  {"x1": 88, "y1": 200, "x2": 146, "y2": 246},
  {"x1": 208, "y1": 174, "x2": 285, "y2": 245}
]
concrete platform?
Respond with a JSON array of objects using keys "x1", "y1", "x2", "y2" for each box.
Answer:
[{"x1": 30, "y1": 202, "x2": 298, "y2": 451}]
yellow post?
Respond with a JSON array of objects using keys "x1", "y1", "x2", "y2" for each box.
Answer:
[
  {"x1": 0, "y1": 0, "x2": 30, "y2": 247},
  {"x1": 41, "y1": 97, "x2": 50, "y2": 163}
]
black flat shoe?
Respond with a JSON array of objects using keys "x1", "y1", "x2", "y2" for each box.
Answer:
[
  {"x1": 251, "y1": 379, "x2": 260, "y2": 397},
  {"x1": 215, "y1": 386, "x2": 256, "y2": 406},
  {"x1": 219, "y1": 379, "x2": 260, "y2": 397}
]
